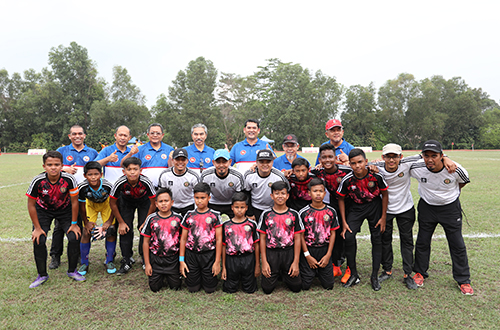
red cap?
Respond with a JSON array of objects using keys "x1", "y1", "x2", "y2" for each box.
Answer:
[{"x1": 325, "y1": 119, "x2": 343, "y2": 130}]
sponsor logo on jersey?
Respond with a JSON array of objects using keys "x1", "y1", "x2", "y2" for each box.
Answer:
[
  {"x1": 145, "y1": 154, "x2": 152, "y2": 160},
  {"x1": 184, "y1": 182, "x2": 189, "y2": 187},
  {"x1": 125, "y1": 191, "x2": 131, "y2": 194},
  {"x1": 168, "y1": 181, "x2": 174, "y2": 186},
  {"x1": 228, "y1": 182, "x2": 234, "y2": 187},
  {"x1": 210, "y1": 182, "x2": 215, "y2": 187},
  {"x1": 205, "y1": 217, "x2": 212, "y2": 224},
  {"x1": 308, "y1": 216, "x2": 314, "y2": 223},
  {"x1": 398, "y1": 172, "x2": 404, "y2": 177},
  {"x1": 368, "y1": 181, "x2": 375, "y2": 188},
  {"x1": 60, "y1": 187, "x2": 67, "y2": 193},
  {"x1": 444, "y1": 179, "x2": 451, "y2": 184},
  {"x1": 421, "y1": 178, "x2": 427, "y2": 183},
  {"x1": 252, "y1": 183, "x2": 258, "y2": 187},
  {"x1": 240, "y1": 150, "x2": 246, "y2": 156},
  {"x1": 285, "y1": 218, "x2": 292, "y2": 226},
  {"x1": 190, "y1": 157, "x2": 196, "y2": 163},
  {"x1": 67, "y1": 155, "x2": 73, "y2": 162},
  {"x1": 83, "y1": 156, "x2": 90, "y2": 162},
  {"x1": 161, "y1": 153, "x2": 167, "y2": 159},
  {"x1": 205, "y1": 158, "x2": 211, "y2": 163},
  {"x1": 244, "y1": 225, "x2": 251, "y2": 232},
  {"x1": 42, "y1": 189, "x2": 49, "y2": 195}
]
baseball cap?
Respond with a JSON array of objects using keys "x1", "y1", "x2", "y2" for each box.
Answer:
[
  {"x1": 325, "y1": 119, "x2": 343, "y2": 130},
  {"x1": 283, "y1": 134, "x2": 298, "y2": 145},
  {"x1": 422, "y1": 140, "x2": 442, "y2": 153},
  {"x1": 382, "y1": 143, "x2": 402, "y2": 155},
  {"x1": 172, "y1": 148, "x2": 188, "y2": 159},
  {"x1": 213, "y1": 149, "x2": 230, "y2": 161},
  {"x1": 256, "y1": 149, "x2": 274, "y2": 161}
]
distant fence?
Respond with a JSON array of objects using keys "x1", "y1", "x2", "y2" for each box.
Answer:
[{"x1": 27, "y1": 149, "x2": 46, "y2": 155}]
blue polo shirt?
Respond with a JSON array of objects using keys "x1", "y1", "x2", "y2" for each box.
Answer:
[
  {"x1": 94, "y1": 144, "x2": 131, "y2": 184},
  {"x1": 57, "y1": 144, "x2": 98, "y2": 183},
  {"x1": 184, "y1": 144, "x2": 215, "y2": 172},
  {"x1": 136, "y1": 142, "x2": 174, "y2": 187},
  {"x1": 315, "y1": 139, "x2": 354, "y2": 165},
  {"x1": 230, "y1": 138, "x2": 275, "y2": 173},
  {"x1": 273, "y1": 154, "x2": 306, "y2": 171}
]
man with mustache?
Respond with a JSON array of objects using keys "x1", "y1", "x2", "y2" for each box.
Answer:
[
  {"x1": 184, "y1": 123, "x2": 215, "y2": 173},
  {"x1": 273, "y1": 134, "x2": 306, "y2": 171}
]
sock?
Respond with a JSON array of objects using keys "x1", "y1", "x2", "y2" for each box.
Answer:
[
  {"x1": 105, "y1": 240, "x2": 117, "y2": 264},
  {"x1": 80, "y1": 242, "x2": 91, "y2": 266}
]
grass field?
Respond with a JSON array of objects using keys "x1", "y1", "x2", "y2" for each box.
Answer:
[{"x1": 1, "y1": 151, "x2": 499, "y2": 329}]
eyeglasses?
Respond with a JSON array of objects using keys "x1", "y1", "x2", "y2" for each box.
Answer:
[{"x1": 384, "y1": 155, "x2": 400, "y2": 160}]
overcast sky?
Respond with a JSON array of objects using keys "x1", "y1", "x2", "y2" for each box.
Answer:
[{"x1": 2, "y1": 0, "x2": 499, "y2": 108}]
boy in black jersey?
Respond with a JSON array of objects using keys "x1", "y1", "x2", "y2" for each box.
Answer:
[
  {"x1": 258, "y1": 181, "x2": 304, "y2": 294},
  {"x1": 179, "y1": 182, "x2": 222, "y2": 293},
  {"x1": 337, "y1": 149, "x2": 388, "y2": 291},
  {"x1": 110, "y1": 157, "x2": 157, "y2": 275},
  {"x1": 26, "y1": 151, "x2": 84, "y2": 288},
  {"x1": 311, "y1": 143, "x2": 352, "y2": 280},
  {"x1": 77, "y1": 161, "x2": 117, "y2": 275},
  {"x1": 287, "y1": 158, "x2": 314, "y2": 212},
  {"x1": 142, "y1": 188, "x2": 183, "y2": 292},
  {"x1": 299, "y1": 178, "x2": 339, "y2": 290},
  {"x1": 221, "y1": 192, "x2": 260, "y2": 293}
]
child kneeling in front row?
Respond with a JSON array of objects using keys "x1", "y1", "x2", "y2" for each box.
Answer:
[
  {"x1": 299, "y1": 178, "x2": 339, "y2": 290},
  {"x1": 258, "y1": 181, "x2": 304, "y2": 294},
  {"x1": 142, "y1": 187, "x2": 183, "y2": 292},
  {"x1": 179, "y1": 182, "x2": 222, "y2": 293},
  {"x1": 222, "y1": 192, "x2": 260, "y2": 294}
]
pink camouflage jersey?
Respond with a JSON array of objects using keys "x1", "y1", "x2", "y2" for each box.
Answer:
[
  {"x1": 141, "y1": 212, "x2": 183, "y2": 256},
  {"x1": 337, "y1": 172, "x2": 388, "y2": 204},
  {"x1": 257, "y1": 208, "x2": 304, "y2": 249},
  {"x1": 222, "y1": 219, "x2": 259, "y2": 255},
  {"x1": 299, "y1": 205, "x2": 340, "y2": 247},
  {"x1": 181, "y1": 209, "x2": 222, "y2": 252}
]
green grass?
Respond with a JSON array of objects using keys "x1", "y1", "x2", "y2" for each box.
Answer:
[{"x1": 1, "y1": 151, "x2": 500, "y2": 329}]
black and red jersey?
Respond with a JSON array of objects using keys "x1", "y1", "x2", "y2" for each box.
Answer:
[
  {"x1": 181, "y1": 209, "x2": 222, "y2": 253},
  {"x1": 141, "y1": 211, "x2": 183, "y2": 256},
  {"x1": 26, "y1": 172, "x2": 78, "y2": 211},
  {"x1": 337, "y1": 171, "x2": 388, "y2": 204},
  {"x1": 257, "y1": 208, "x2": 304, "y2": 249},
  {"x1": 222, "y1": 218, "x2": 259, "y2": 255},
  {"x1": 299, "y1": 205, "x2": 339, "y2": 247},
  {"x1": 287, "y1": 173, "x2": 314, "y2": 212},
  {"x1": 312, "y1": 166, "x2": 352, "y2": 209},
  {"x1": 110, "y1": 175, "x2": 156, "y2": 201}
]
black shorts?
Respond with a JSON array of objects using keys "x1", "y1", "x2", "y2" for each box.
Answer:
[
  {"x1": 185, "y1": 249, "x2": 218, "y2": 293},
  {"x1": 300, "y1": 245, "x2": 334, "y2": 290},
  {"x1": 148, "y1": 252, "x2": 181, "y2": 292},
  {"x1": 223, "y1": 253, "x2": 257, "y2": 294},
  {"x1": 261, "y1": 247, "x2": 302, "y2": 294}
]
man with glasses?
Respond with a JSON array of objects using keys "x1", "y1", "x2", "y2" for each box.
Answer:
[
  {"x1": 121, "y1": 123, "x2": 174, "y2": 188},
  {"x1": 273, "y1": 134, "x2": 306, "y2": 171},
  {"x1": 184, "y1": 123, "x2": 215, "y2": 173}
]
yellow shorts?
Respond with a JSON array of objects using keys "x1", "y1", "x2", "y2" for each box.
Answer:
[{"x1": 86, "y1": 198, "x2": 115, "y2": 225}]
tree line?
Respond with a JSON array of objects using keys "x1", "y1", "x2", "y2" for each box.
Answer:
[{"x1": 1, "y1": 42, "x2": 499, "y2": 153}]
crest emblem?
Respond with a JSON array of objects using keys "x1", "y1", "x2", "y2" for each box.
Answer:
[
  {"x1": 171, "y1": 220, "x2": 178, "y2": 227},
  {"x1": 83, "y1": 156, "x2": 90, "y2": 162},
  {"x1": 336, "y1": 177, "x2": 342, "y2": 183},
  {"x1": 244, "y1": 225, "x2": 251, "y2": 232},
  {"x1": 268, "y1": 182, "x2": 273, "y2": 187},
  {"x1": 161, "y1": 154, "x2": 167, "y2": 159},
  {"x1": 145, "y1": 154, "x2": 152, "y2": 160},
  {"x1": 368, "y1": 181, "x2": 375, "y2": 188},
  {"x1": 240, "y1": 150, "x2": 246, "y2": 155},
  {"x1": 205, "y1": 217, "x2": 212, "y2": 224},
  {"x1": 398, "y1": 172, "x2": 404, "y2": 177},
  {"x1": 60, "y1": 187, "x2": 67, "y2": 193},
  {"x1": 184, "y1": 182, "x2": 189, "y2": 187},
  {"x1": 444, "y1": 179, "x2": 451, "y2": 184},
  {"x1": 66, "y1": 155, "x2": 73, "y2": 162},
  {"x1": 190, "y1": 157, "x2": 196, "y2": 163},
  {"x1": 205, "y1": 158, "x2": 211, "y2": 163},
  {"x1": 228, "y1": 182, "x2": 234, "y2": 187},
  {"x1": 323, "y1": 214, "x2": 330, "y2": 221},
  {"x1": 285, "y1": 218, "x2": 292, "y2": 226}
]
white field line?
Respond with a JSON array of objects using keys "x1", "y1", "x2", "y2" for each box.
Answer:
[
  {"x1": 2, "y1": 233, "x2": 500, "y2": 243},
  {"x1": 0, "y1": 182, "x2": 30, "y2": 189}
]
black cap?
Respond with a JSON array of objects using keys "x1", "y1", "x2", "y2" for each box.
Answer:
[
  {"x1": 422, "y1": 140, "x2": 442, "y2": 153},
  {"x1": 283, "y1": 134, "x2": 298, "y2": 144},
  {"x1": 173, "y1": 148, "x2": 188, "y2": 159},
  {"x1": 256, "y1": 149, "x2": 274, "y2": 161}
]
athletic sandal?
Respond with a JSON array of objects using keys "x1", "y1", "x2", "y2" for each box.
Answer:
[
  {"x1": 341, "y1": 267, "x2": 351, "y2": 284},
  {"x1": 378, "y1": 271, "x2": 392, "y2": 283},
  {"x1": 29, "y1": 275, "x2": 49, "y2": 288},
  {"x1": 413, "y1": 273, "x2": 424, "y2": 287},
  {"x1": 333, "y1": 266, "x2": 342, "y2": 277},
  {"x1": 459, "y1": 284, "x2": 474, "y2": 295},
  {"x1": 404, "y1": 275, "x2": 418, "y2": 290},
  {"x1": 78, "y1": 264, "x2": 88, "y2": 276},
  {"x1": 67, "y1": 271, "x2": 86, "y2": 282},
  {"x1": 106, "y1": 262, "x2": 117, "y2": 274}
]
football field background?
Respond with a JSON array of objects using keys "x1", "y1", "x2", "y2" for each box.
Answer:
[{"x1": 1, "y1": 151, "x2": 499, "y2": 329}]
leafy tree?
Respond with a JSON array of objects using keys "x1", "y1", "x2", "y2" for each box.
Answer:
[{"x1": 109, "y1": 65, "x2": 145, "y2": 105}]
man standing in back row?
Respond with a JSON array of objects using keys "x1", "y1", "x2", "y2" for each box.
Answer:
[
  {"x1": 95, "y1": 126, "x2": 132, "y2": 184},
  {"x1": 315, "y1": 119, "x2": 354, "y2": 166},
  {"x1": 184, "y1": 123, "x2": 215, "y2": 173}
]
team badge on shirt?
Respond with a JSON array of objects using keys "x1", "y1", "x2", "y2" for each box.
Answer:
[
  {"x1": 285, "y1": 218, "x2": 292, "y2": 226},
  {"x1": 244, "y1": 225, "x2": 251, "y2": 232},
  {"x1": 161, "y1": 154, "x2": 167, "y2": 159},
  {"x1": 368, "y1": 181, "x2": 375, "y2": 188},
  {"x1": 205, "y1": 158, "x2": 211, "y2": 163},
  {"x1": 323, "y1": 214, "x2": 330, "y2": 221},
  {"x1": 190, "y1": 157, "x2": 196, "y2": 163},
  {"x1": 171, "y1": 220, "x2": 178, "y2": 227},
  {"x1": 205, "y1": 217, "x2": 213, "y2": 224},
  {"x1": 240, "y1": 150, "x2": 246, "y2": 155},
  {"x1": 83, "y1": 156, "x2": 90, "y2": 162},
  {"x1": 183, "y1": 182, "x2": 189, "y2": 187},
  {"x1": 145, "y1": 154, "x2": 152, "y2": 160},
  {"x1": 228, "y1": 182, "x2": 234, "y2": 187},
  {"x1": 444, "y1": 179, "x2": 451, "y2": 184},
  {"x1": 67, "y1": 155, "x2": 73, "y2": 162},
  {"x1": 337, "y1": 177, "x2": 342, "y2": 183},
  {"x1": 398, "y1": 172, "x2": 404, "y2": 177},
  {"x1": 268, "y1": 182, "x2": 273, "y2": 187},
  {"x1": 60, "y1": 187, "x2": 67, "y2": 193}
]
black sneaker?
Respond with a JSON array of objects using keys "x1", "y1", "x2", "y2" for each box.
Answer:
[
  {"x1": 49, "y1": 256, "x2": 60, "y2": 270},
  {"x1": 378, "y1": 271, "x2": 392, "y2": 283},
  {"x1": 116, "y1": 261, "x2": 132, "y2": 276},
  {"x1": 404, "y1": 275, "x2": 418, "y2": 290},
  {"x1": 371, "y1": 276, "x2": 381, "y2": 291},
  {"x1": 343, "y1": 274, "x2": 360, "y2": 288}
]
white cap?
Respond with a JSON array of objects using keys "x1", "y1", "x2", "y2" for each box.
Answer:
[{"x1": 382, "y1": 143, "x2": 402, "y2": 155}]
